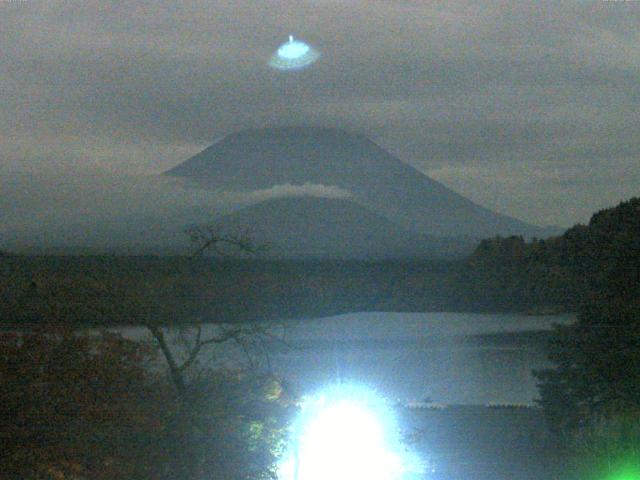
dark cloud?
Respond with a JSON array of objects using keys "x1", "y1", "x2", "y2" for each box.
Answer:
[{"x1": 1, "y1": 0, "x2": 639, "y2": 226}]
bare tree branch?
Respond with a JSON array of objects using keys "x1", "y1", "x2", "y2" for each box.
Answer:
[
  {"x1": 185, "y1": 225, "x2": 267, "y2": 258},
  {"x1": 146, "y1": 227, "x2": 274, "y2": 395},
  {"x1": 146, "y1": 324, "x2": 186, "y2": 395},
  {"x1": 147, "y1": 321, "x2": 273, "y2": 395}
]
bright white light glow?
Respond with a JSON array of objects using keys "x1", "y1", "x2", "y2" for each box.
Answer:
[
  {"x1": 278, "y1": 36, "x2": 311, "y2": 59},
  {"x1": 268, "y1": 35, "x2": 320, "y2": 71},
  {"x1": 278, "y1": 385, "x2": 413, "y2": 480}
]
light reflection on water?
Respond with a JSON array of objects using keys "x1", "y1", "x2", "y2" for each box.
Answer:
[{"x1": 115, "y1": 312, "x2": 574, "y2": 405}]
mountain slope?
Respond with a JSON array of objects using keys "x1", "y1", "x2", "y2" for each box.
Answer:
[
  {"x1": 166, "y1": 127, "x2": 543, "y2": 238},
  {"x1": 213, "y1": 196, "x2": 475, "y2": 259}
]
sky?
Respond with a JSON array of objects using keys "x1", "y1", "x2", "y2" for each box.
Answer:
[{"x1": 1, "y1": 0, "x2": 639, "y2": 227}]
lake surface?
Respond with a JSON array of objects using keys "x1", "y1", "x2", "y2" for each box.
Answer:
[{"x1": 120, "y1": 311, "x2": 574, "y2": 405}]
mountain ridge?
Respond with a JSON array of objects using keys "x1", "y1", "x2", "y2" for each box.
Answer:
[
  {"x1": 213, "y1": 196, "x2": 478, "y2": 259},
  {"x1": 166, "y1": 126, "x2": 547, "y2": 239}
]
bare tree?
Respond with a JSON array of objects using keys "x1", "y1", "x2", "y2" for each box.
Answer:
[
  {"x1": 185, "y1": 224, "x2": 267, "y2": 258},
  {"x1": 146, "y1": 322, "x2": 271, "y2": 395},
  {"x1": 145, "y1": 226, "x2": 278, "y2": 395},
  {"x1": 138, "y1": 228, "x2": 288, "y2": 480}
]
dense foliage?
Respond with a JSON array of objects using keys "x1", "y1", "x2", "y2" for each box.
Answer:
[
  {"x1": 526, "y1": 198, "x2": 640, "y2": 479},
  {"x1": 535, "y1": 296, "x2": 640, "y2": 434},
  {"x1": 0, "y1": 327, "x2": 159, "y2": 479},
  {"x1": 0, "y1": 327, "x2": 291, "y2": 480},
  {"x1": 459, "y1": 197, "x2": 640, "y2": 312}
]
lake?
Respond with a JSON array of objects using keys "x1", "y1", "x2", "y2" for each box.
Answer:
[{"x1": 119, "y1": 311, "x2": 574, "y2": 405}]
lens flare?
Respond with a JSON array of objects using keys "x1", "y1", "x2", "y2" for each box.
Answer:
[
  {"x1": 278, "y1": 384, "x2": 424, "y2": 480},
  {"x1": 269, "y1": 35, "x2": 320, "y2": 71},
  {"x1": 605, "y1": 462, "x2": 640, "y2": 480}
]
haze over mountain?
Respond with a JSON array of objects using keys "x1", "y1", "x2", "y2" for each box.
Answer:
[
  {"x1": 1, "y1": 127, "x2": 558, "y2": 257},
  {"x1": 166, "y1": 127, "x2": 553, "y2": 239},
  {"x1": 214, "y1": 196, "x2": 477, "y2": 259}
]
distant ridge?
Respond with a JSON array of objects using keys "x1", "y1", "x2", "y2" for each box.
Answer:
[
  {"x1": 166, "y1": 127, "x2": 546, "y2": 239},
  {"x1": 214, "y1": 196, "x2": 477, "y2": 259}
]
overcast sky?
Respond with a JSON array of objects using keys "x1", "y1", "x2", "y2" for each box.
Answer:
[{"x1": 1, "y1": 0, "x2": 639, "y2": 227}]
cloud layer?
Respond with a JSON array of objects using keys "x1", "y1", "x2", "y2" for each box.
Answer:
[
  {"x1": 1, "y1": 1, "x2": 639, "y2": 226},
  {"x1": 0, "y1": 168, "x2": 351, "y2": 248}
]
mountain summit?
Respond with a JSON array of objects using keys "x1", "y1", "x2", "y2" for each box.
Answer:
[{"x1": 166, "y1": 127, "x2": 542, "y2": 239}]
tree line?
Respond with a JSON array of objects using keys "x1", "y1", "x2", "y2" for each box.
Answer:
[{"x1": 531, "y1": 198, "x2": 640, "y2": 478}]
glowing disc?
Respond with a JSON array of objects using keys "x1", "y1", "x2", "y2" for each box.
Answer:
[{"x1": 269, "y1": 35, "x2": 320, "y2": 71}]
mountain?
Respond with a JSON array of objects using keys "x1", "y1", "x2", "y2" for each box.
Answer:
[
  {"x1": 213, "y1": 196, "x2": 477, "y2": 259},
  {"x1": 166, "y1": 127, "x2": 546, "y2": 239}
]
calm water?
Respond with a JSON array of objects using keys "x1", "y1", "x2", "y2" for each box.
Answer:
[{"x1": 119, "y1": 312, "x2": 574, "y2": 405}]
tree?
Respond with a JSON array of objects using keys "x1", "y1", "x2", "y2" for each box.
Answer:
[
  {"x1": 139, "y1": 321, "x2": 290, "y2": 480},
  {"x1": 0, "y1": 324, "x2": 291, "y2": 480},
  {"x1": 535, "y1": 296, "x2": 640, "y2": 436},
  {"x1": 1, "y1": 226, "x2": 290, "y2": 479},
  {"x1": 146, "y1": 322, "x2": 267, "y2": 396},
  {"x1": 144, "y1": 225, "x2": 277, "y2": 398},
  {"x1": 534, "y1": 199, "x2": 640, "y2": 436},
  {"x1": 139, "y1": 227, "x2": 290, "y2": 480},
  {"x1": 162, "y1": 368, "x2": 291, "y2": 480},
  {"x1": 0, "y1": 325, "x2": 165, "y2": 480},
  {"x1": 185, "y1": 224, "x2": 263, "y2": 258}
]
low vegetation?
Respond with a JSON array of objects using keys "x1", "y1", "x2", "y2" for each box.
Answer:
[{"x1": 0, "y1": 326, "x2": 291, "y2": 480}]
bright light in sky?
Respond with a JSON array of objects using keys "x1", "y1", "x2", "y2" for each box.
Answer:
[
  {"x1": 278, "y1": 384, "x2": 425, "y2": 480},
  {"x1": 268, "y1": 35, "x2": 320, "y2": 71},
  {"x1": 278, "y1": 36, "x2": 310, "y2": 59}
]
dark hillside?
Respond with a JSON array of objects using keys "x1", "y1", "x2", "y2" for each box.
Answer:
[
  {"x1": 0, "y1": 256, "x2": 461, "y2": 326},
  {"x1": 1, "y1": 198, "x2": 636, "y2": 326},
  {"x1": 457, "y1": 197, "x2": 640, "y2": 312}
]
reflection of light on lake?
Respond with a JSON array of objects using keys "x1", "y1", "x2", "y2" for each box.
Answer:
[
  {"x1": 278, "y1": 384, "x2": 425, "y2": 480},
  {"x1": 110, "y1": 312, "x2": 573, "y2": 404},
  {"x1": 269, "y1": 35, "x2": 320, "y2": 71}
]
